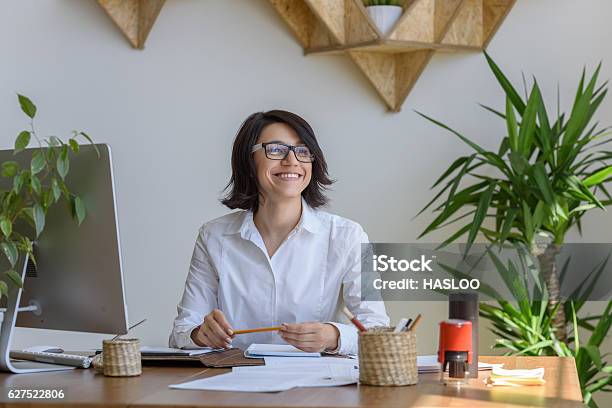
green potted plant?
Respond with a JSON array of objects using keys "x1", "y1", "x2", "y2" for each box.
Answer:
[
  {"x1": 417, "y1": 53, "x2": 612, "y2": 406},
  {"x1": 363, "y1": 0, "x2": 406, "y2": 36},
  {"x1": 0, "y1": 94, "x2": 95, "y2": 297}
]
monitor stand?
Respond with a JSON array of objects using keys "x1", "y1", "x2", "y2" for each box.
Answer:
[{"x1": 0, "y1": 253, "x2": 75, "y2": 373}]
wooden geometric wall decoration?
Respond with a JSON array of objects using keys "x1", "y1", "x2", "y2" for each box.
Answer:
[
  {"x1": 270, "y1": 0, "x2": 516, "y2": 112},
  {"x1": 97, "y1": 0, "x2": 166, "y2": 49}
]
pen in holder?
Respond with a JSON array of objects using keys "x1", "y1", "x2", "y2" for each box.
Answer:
[
  {"x1": 358, "y1": 327, "x2": 418, "y2": 386},
  {"x1": 96, "y1": 338, "x2": 142, "y2": 377}
]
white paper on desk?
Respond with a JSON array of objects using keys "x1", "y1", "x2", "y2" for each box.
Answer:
[
  {"x1": 140, "y1": 346, "x2": 219, "y2": 356},
  {"x1": 263, "y1": 356, "x2": 358, "y2": 368},
  {"x1": 245, "y1": 343, "x2": 321, "y2": 358},
  {"x1": 169, "y1": 371, "x2": 318, "y2": 392},
  {"x1": 232, "y1": 365, "x2": 358, "y2": 388}
]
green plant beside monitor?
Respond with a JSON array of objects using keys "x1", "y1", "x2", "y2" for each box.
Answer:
[{"x1": 0, "y1": 94, "x2": 96, "y2": 298}]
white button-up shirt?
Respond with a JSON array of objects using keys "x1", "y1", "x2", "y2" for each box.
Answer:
[{"x1": 169, "y1": 199, "x2": 389, "y2": 355}]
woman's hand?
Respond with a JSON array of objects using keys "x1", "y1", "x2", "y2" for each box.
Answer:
[
  {"x1": 279, "y1": 322, "x2": 340, "y2": 353},
  {"x1": 190, "y1": 309, "x2": 235, "y2": 349}
]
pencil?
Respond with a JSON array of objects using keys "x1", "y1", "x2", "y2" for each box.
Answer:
[
  {"x1": 342, "y1": 306, "x2": 368, "y2": 332},
  {"x1": 407, "y1": 314, "x2": 422, "y2": 332},
  {"x1": 233, "y1": 326, "x2": 281, "y2": 335}
]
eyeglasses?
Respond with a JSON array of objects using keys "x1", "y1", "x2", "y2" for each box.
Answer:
[{"x1": 251, "y1": 143, "x2": 315, "y2": 163}]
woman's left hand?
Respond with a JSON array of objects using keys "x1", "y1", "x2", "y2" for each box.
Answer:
[{"x1": 279, "y1": 322, "x2": 340, "y2": 353}]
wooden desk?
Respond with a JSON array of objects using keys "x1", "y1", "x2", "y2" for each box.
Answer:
[{"x1": 0, "y1": 356, "x2": 583, "y2": 408}]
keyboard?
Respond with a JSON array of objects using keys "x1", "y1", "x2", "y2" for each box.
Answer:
[{"x1": 10, "y1": 350, "x2": 92, "y2": 368}]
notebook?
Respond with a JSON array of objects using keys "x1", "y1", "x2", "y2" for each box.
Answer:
[
  {"x1": 199, "y1": 348, "x2": 265, "y2": 368},
  {"x1": 244, "y1": 343, "x2": 321, "y2": 358}
]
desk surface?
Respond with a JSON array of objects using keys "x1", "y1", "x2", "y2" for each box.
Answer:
[{"x1": 0, "y1": 356, "x2": 583, "y2": 408}]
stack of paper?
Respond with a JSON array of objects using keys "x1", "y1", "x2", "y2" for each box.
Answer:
[
  {"x1": 170, "y1": 344, "x2": 357, "y2": 392},
  {"x1": 484, "y1": 366, "x2": 546, "y2": 387},
  {"x1": 244, "y1": 343, "x2": 321, "y2": 358}
]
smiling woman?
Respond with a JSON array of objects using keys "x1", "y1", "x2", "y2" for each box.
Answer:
[{"x1": 169, "y1": 110, "x2": 389, "y2": 355}]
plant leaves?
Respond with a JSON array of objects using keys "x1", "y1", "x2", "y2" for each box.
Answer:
[
  {"x1": 0, "y1": 216, "x2": 12, "y2": 238},
  {"x1": 30, "y1": 150, "x2": 45, "y2": 175},
  {"x1": 68, "y1": 138, "x2": 80, "y2": 153},
  {"x1": 33, "y1": 203, "x2": 45, "y2": 237},
  {"x1": 78, "y1": 132, "x2": 99, "y2": 157},
  {"x1": 583, "y1": 165, "x2": 612, "y2": 187},
  {"x1": 30, "y1": 175, "x2": 42, "y2": 196},
  {"x1": 57, "y1": 145, "x2": 69, "y2": 179},
  {"x1": 1, "y1": 241, "x2": 18, "y2": 267},
  {"x1": 51, "y1": 177, "x2": 61, "y2": 202},
  {"x1": 5, "y1": 269, "x2": 22, "y2": 288},
  {"x1": 465, "y1": 183, "x2": 497, "y2": 254},
  {"x1": 1, "y1": 161, "x2": 19, "y2": 178},
  {"x1": 17, "y1": 94, "x2": 36, "y2": 118},
  {"x1": 73, "y1": 196, "x2": 86, "y2": 225},
  {"x1": 0, "y1": 280, "x2": 7, "y2": 297},
  {"x1": 531, "y1": 162, "x2": 554, "y2": 204},
  {"x1": 14, "y1": 131, "x2": 31, "y2": 153}
]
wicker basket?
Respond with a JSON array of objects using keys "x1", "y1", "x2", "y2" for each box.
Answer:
[
  {"x1": 100, "y1": 338, "x2": 141, "y2": 377},
  {"x1": 358, "y1": 327, "x2": 417, "y2": 386}
]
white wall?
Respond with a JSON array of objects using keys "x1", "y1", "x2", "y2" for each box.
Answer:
[{"x1": 1, "y1": 0, "x2": 610, "y2": 386}]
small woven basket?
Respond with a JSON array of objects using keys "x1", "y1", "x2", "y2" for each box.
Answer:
[
  {"x1": 358, "y1": 327, "x2": 417, "y2": 386},
  {"x1": 99, "y1": 338, "x2": 141, "y2": 377}
]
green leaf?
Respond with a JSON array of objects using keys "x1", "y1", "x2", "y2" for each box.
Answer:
[
  {"x1": 68, "y1": 138, "x2": 80, "y2": 153},
  {"x1": 51, "y1": 178, "x2": 61, "y2": 202},
  {"x1": 1, "y1": 241, "x2": 17, "y2": 267},
  {"x1": 5, "y1": 269, "x2": 22, "y2": 288},
  {"x1": 30, "y1": 175, "x2": 42, "y2": 196},
  {"x1": 518, "y1": 85, "x2": 539, "y2": 155},
  {"x1": 484, "y1": 52, "x2": 526, "y2": 114},
  {"x1": 17, "y1": 94, "x2": 36, "y2": 118},
  {"x1": 57, "y1": 145, "x2": 69, "y2": 179},
  {"x1": 465, "y1": 183, "x2": 496, "y2": 254},
  {"x1": 585, "y1": 345, "x2": 603, "y2": 370},
  {"x1": 13, "y1": 171, "x2": 28, "y2": 194},
  {"x1": 1, "y1": 161, "x2": 19, "y2": 178},
  {"x1": 14, "y1": 131, "x2": 31, "y2": 153},
  {"x1": 48, "y1": 136, "x2": 62, "y2": 147},
  {"x1": 531, "y1": 162, "x2": 554, "y2": 204},
  {"x1": 0, "y1": 217, "x2": 12, "y2": 238},
  {"x1": 509, "y1": 152, "x2": 529, "y2": 175},
  {"x1": 583, "y1": 166, "x2": 612, "y2": 187},
  {"x1": 499, "y1": 208, "x2": 518, "y2": 244},
  {"x1": 30, "y1": 150, "x2": 45, "y2": 175},
  {"x1": 33, "y1": 203, "x2": 45, "y2": 237},
  {"x1": 506, "y1": 97, "x2": 519, "y2": 152},
  {"x1": 78, "y1": 132, "x2": 99, "y2": 158},
  {"x1": 73, "y1": 196, "x2": 86, "y2": 225},
  {"x1": 0, "y1": 281, "x2": 7, "y2": 297}
]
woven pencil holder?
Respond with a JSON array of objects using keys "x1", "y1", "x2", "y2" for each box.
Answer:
[
  {"x1": 358, "y1": 327, "x2": 417, "y2": 386},
  {"x1": 100, "y1": 338, "x2": 141, "y2": 377}
]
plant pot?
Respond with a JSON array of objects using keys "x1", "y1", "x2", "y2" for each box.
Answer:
[{"x1": 366, "y1": 5, "x2": 403, "y2": 36}]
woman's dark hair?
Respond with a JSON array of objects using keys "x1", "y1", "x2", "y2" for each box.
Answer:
[{"x1": 221, "y1": 110, "x2": 333, "y2": 212}]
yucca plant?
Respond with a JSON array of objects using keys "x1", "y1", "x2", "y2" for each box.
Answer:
[{"x1": 417, "y1": 52, "x2": 612, "y2": 342}]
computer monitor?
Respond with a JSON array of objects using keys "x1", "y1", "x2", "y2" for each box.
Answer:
[{"x1": 0, "y1": 144, "x2": 128, "y2": 373}]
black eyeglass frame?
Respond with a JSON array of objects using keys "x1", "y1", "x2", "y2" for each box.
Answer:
[{"x1": 251, "y1": 142, "x2": 315, "y2": 163}]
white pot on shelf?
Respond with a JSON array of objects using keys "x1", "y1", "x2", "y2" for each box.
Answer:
[{"x1": 366, "y1": 5, "x2": 403, "y2": 36}]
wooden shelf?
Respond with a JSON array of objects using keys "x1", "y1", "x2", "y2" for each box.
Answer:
[
  {"x1": 270, "y1": 0, "x2": 515, "y2": 111},
  {"x1": 97, "y1": 0, "x2": 166, "y2": 49}
]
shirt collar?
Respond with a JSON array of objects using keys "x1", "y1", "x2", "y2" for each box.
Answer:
[{"x1": 228, "y1": 197, "x2": 321, "y2": 237}]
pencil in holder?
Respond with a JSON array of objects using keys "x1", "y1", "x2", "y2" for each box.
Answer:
[
  {"x1": 358, "y1": 327, "x2": 417, "y2": 386},
  {"x1": 100, "y1": 338, "x2": 142, "y2": 377}
]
